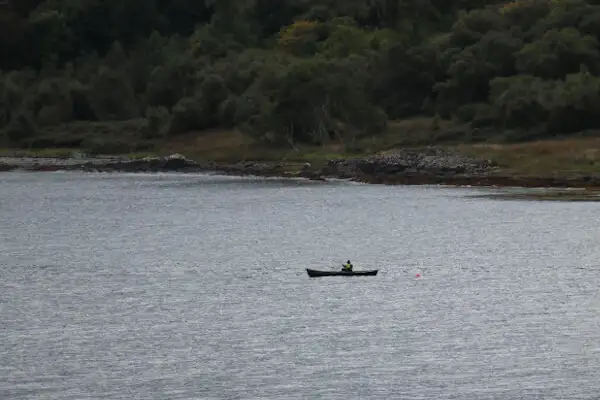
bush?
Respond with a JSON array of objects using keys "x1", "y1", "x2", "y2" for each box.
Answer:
[
  {"x1": 35, "y1": 78, "x2": 74, "y2": 126},
  {"x1": 166, "y1": 97, "x2": 208, "y2": 135},
  {"x1": 487, "y1": 71, "x2": 600, "y2": 134},
  {"x1": 218, "y1": 95, "x2": 237, "y2": 127},
  {"x1": 516, "y1": 28, "x2": 600, "y2": 79},
  {"x1": 142, "y1": 106, "x2": 170, "y2": 138},
  {"x1": 5, "y1": 112, "x2": 39, "y2": 145},
  {"x1": 88, "y1": 67, "x2": 139, "y2": 120},
  {"x1": 81, "y1": 137, "x2": 135, "y2": 155}
]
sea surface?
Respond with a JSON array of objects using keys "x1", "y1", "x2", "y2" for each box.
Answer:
[{"x1": 2, "y1": 172, "x2": 600, "y2": 399}]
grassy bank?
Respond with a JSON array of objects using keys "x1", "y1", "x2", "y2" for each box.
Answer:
[
  {"x1": 457, "y1": 138, "x2": 600, "y2": 178},
  {"x1": 4, "y1": 118, "x2": 600, "y2": 182}
]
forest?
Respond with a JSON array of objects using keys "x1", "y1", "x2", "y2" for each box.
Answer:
[{"x1": 2, "y1": 0, "x2": 600, "y2": 154}]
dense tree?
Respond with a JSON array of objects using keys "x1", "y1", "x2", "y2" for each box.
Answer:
[{"x1": 3, "y1": 0, "x2": 600, "y2": 148}]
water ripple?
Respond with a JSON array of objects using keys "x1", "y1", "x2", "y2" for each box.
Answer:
[{"x1": 2, "y1": 172, "x2": 600, "y2": 399}]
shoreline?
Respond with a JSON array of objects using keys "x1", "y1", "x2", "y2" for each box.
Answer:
[{"x1": 2, "y1": 151, "x2": 600, "y2": 190}]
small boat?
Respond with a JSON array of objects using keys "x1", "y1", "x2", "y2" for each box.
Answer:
[{"x1": 306, "y1": 268, "x2": 378, "y2": 277}]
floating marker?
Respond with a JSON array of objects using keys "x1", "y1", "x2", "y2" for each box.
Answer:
[{"x1": 416, "y1": 273, "x2": 421, "y2": 278}]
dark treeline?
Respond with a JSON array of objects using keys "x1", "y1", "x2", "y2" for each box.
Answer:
[{"x1": 2, "y1": 0, "x2": 600, "y2": 150}]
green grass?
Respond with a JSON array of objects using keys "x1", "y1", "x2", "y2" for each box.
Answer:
[
  {"x1": 456, "y1": 138, "x2": 600, "y2": 177},
  {"x1": 2, "y1": 117, "x2": 456, "y2": 163},
  {"x1": 0, "y1": 147, "x2": 79, "y2": 158},
  {"x1": 159, "y1": 129, "x2": 360, "y2": 165},
  {"x1": 24, "y1": 120, "x2": 158, "y2": 154},
  {"x1": 159, "y1": 117, "x2": 458, "y2": 165},
  {"x1": 5, "y1": 118, "x2": 600, "y2": 182}
]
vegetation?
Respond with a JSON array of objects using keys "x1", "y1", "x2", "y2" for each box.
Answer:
[{"x1": 3, "y1": 0, "x2": 600, "y2": 160}]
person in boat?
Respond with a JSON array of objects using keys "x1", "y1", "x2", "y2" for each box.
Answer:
[{"x1": 342, "y1": 260, "x2": 353, "y2": 272}]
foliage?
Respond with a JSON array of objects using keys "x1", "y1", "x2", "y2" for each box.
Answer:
[{"x1": 4, "y1": 0, "x2": 600, "y2": 148}]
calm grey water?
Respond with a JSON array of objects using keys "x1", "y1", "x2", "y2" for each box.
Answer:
[{"x1": 2, "y1": 172, "x2": 600, "y2": 399}]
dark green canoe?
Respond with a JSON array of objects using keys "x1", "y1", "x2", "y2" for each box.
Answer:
[{"x1": 306, "y1": 268, "x2": 378, "y2": 277}]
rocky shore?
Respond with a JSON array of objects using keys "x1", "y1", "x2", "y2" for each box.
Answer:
[
  {"x1": 2, "y1": 149, "x2": 600, "y2": 188},
  {"x1": 0, "y1": 154, "x2": 325, "y2": 179}
]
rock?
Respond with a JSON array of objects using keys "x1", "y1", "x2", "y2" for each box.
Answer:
[
  {"x1": 321, "y1": 148, "x2": 496, "y2": 182},
  {"x1": 161, "y1": 153, "x2": 195, "y2": 170},
  {"x1": 70, "y1": 151, "x2": 86, "y2": 159},
  {"x1": 0, "y1": 163, "x2": 16, "y2": 172}
]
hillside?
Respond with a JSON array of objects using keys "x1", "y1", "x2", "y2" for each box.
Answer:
[{"x1": 2, "y1": 0, "x2": 600, "y2": 178}]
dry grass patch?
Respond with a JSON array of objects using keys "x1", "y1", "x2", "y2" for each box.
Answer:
[
  {"x1": 161, "y1": 129, "x2": 255, "y2": 161},
  {"x1": 357, "y1": 117, "x2": 459, "y2": 152},
  {"x1": 162, "y1": 129, "x2": 352, "y2": 165},
  {"x1": 456, "y1": 137, "x2": 600, "y2": 176}
]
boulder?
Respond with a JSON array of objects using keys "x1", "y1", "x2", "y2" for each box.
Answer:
[
  {"x1": 0, "y1": 163, "x2": 16, "y2": 172},
  {"x1": 321, "y1": 148, "x2": 496, "y2": 181},
  {"x1": 161, "y1": 153, "x2": 195, "y2": 169}
]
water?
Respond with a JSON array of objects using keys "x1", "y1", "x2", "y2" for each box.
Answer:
[{"x1": 2, "y1": 172, "x2": 600, "y2": 399}]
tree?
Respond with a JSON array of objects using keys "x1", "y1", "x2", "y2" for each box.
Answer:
[{"x1": 516, "y1": 28, "x2": 600, "y2": 79}]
